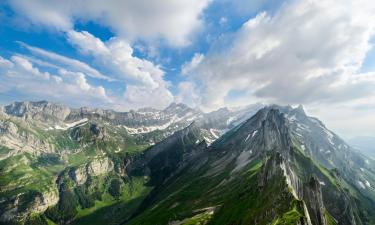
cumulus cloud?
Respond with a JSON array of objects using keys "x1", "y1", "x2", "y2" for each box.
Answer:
[
  {"x1": 175, "y1": 82, "x2": 201, "y2": 108},
  {"x1": 8, "y1": 0, "x2": 211, "y2": 47},
  {"x1": 0, "y1": 55, "x2": 112, "y2": 108},
  {"x1": 67, "y1": 30, "x2": 174, "y2": 109},
  {"x1": 182, "y1": 0, "x2": 375, "y2": 110},
  {"x1": 18, "y1": 42, "x2": 112, "y2": 81},
  {"x1": 181, "y1": 53, "x2": 204, "y2": 75},
  {"x1": 1, "y1": 31, "x2": 174, "y2": 110}
]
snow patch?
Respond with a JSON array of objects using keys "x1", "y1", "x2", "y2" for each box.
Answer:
[
  {"x1": 296, "y1": 122, "x2": 310, "y2": 132},
  {"x1": 245, "y1": 133, "x2": 251, "y2": 142},
  {"x1": 210, "y1": 129, "x2": 219, "y2": 139},
  {"x1": 124, "y1": 117, "x2": 178, "y2": 134},
  {"x1": 226, "y1": 116, "x2": 236, "y2": 125},
  {"x1": 204, "y1": 137, "x2": 215, "y2": 145},
  {"x1": 358, "y1": 181, "x2": 366, "y2": 189},
  {"x1": 245, "y1": 130, "x2": 258, "y2": 142},
  {"x1": 288, "y1": 115, "x2": 297, "y2": 122},
  {"x1": 365, "y1": 180, "x2": 371, "y2": 188},
  {"x1": 322, "y1": 128, "x2": 335, "y2": 146},
  {"x1": 49, "y1": 118, "x2": 88, "y2": 130}
]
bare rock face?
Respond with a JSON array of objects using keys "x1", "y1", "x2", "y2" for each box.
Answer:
[
  {"x1": 303, "y1": 176, "x2": 327, "y2": 225},
  {"x1": 87, "y1": 157, "x2": 114, "y2": 176},
  {"x1": 0, "y1": 188, "x2": 59, "y2": 223},
  {"x1": 4, "y1": 101, "x2": 71, "y2": 123},
  {"x1": 0, "y1": 118, "x2": 53, "y2": 156},
  {"x1": 255, "y1": 109, "x2": 327, "y2": 225},
  {"x1": 70, "y1": 158, "x2": 114, "y2": 185},
  {"x1": 70, "y1": 166, "x2": 88, "y2": 185},
  {"x1": 31, "y1": 189, "x2": 59, "y2": 214}
]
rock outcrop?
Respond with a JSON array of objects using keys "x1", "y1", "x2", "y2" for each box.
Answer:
[
  {"x1": 4, "y1": 101, "x2": 71, "y2": 123},
  {"x1": 70, "y1": 157, "x2": 114, "y2": 185},
  {"x1": 0, "y1": 188, "x2": 59, "y2": 223},
  {"x1": 0, "y1": 117, "x2": 53, "y2": 156}
]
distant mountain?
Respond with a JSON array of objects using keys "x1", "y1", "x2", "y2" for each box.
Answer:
[
  {"x1": 348, "y1": 136, "x2": 375, "y2": 159},
  {"x1": 1, "y1": 101, "x2": 374, "y2": 225},
  {"x1": 2, "y1": 101, "x2": 262, "y2": 145}
]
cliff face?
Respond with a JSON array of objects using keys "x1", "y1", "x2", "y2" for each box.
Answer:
[
  {"x1": 69, "y1": 157, "x2": 114, "y2": 185},
  {"x1": 4, "y1": 101, "x2": 71, "y2": 123},
  {"x1": 0, "y1": 188, "x2": 59, "y2": 222},
  {"x1": 255, "y1": 109, "x2": 327, "y2": 225},
  {"x1": 0, "y1": 115, "x2": 54, "y2": 156},
  {"x1": 303, "y1": 177, "x2": 327, "y2": 225}
]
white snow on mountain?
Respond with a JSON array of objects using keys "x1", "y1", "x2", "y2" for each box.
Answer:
[{"x1": 46, "y1": 118, "x2": 88, "y2": 130}]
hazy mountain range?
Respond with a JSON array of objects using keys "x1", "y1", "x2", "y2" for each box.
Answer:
[
  {"x1": 1, "y1": 101, "x2": 375, "y2": 225},
  {"x1": 348, "y1": 136, "x2": 375, "y2": 159}
]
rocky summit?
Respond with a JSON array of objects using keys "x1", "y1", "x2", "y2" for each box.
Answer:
[{"x1": 0, "y1": 101, "x2": 375, "y2": 225}]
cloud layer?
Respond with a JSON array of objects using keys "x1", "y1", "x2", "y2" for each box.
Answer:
[
  {"x1": 181, "y1": 0, "x2": 375, "y2": 110},
  {"x1": 0, "y1": 55, "x2": 111, "y2": 108},
  {"x1": 67, "y1": 30, "x2": 174, "y2": 109},
  {"x1": 8, "y1": 0, "x2": 211, "y2": 47}
]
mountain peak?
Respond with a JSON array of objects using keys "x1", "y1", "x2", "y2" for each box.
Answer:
[
  {"x1": 293, "y1": 104, "x2": 306, "y2": 115},
  {"x1": 4, "y1": 100, "x2": 70, "y2": 122},
  {"x1": 164, "y1": 102, "x2": 190, "y2": 111}
]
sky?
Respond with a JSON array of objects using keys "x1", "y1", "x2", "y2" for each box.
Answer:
[{"x1": 0, "y1": 0, "x2": 375, "y2": 138}]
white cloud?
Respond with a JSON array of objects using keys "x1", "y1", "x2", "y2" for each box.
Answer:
[
  {"x1": 175, "y1": 82, "x2": 201, "y2": 108},
  {"x1": 8, "y1": 0, "x2": 211, "y2": 47},
  {"x1": 183, "y1": 0, "x2": 375, "y2": 110},
  {"x1": 0, "y1": 55, "x2": 112, "y2": 108},
  {"x1": 181, "y1": 53, "x2": 204, "y2": 75},
  {"x1": 67, "y1": 30, "x2": 174, "y2": 109},
  {"x1": 11, "y1": 55, "x2": 50, "y2": 79},
  {"x1": 18, "y1": 42, "x2": 112, "y2": 81},
  {"x1": 306, "y1": 93, "x2": 375, "y2": 138},
  {"x1": 0, "y1": 56, "x2": 14, "y2": 68}
]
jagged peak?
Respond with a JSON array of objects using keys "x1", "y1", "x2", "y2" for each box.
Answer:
[
  {"x1": 164, "y1": 102, "x2": 190, "y2": 111},
  {"x1": 6, "y1": 100, "x2": 53, "y2": 109},
  {"x1": 296, "y1": 104, "x2": 304, "y2": 111},
  {"x1": 137, "y1": 107, "x2": 159, "y2": 113},
  {"x1": 4, "y1": 100, "x2": 70, "y2": 120},
  {"x1": 291, "y1": 104, "x2": 307, "y2": 117}
]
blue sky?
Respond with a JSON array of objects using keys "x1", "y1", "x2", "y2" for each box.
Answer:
[{"x1": 0, "y1": 0, "x2": 375, "y2": 137}]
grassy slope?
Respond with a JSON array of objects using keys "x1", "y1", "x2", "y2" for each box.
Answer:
[
  {"x1": 72, "y1": 176, "x2": 151, "y2": 225},
  {"x1": 128, "y1": 140, "x2": 364, "y2": 225},
  {"x1": 127, "y1": 150, "x2": 307, "y2": 225},
  {"x1": 0, "y1": 119, "x2": 154, "y2": 224}
]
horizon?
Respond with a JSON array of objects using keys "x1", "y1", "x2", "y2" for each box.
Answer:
[
  {"x1": 0, "y1": 98, "x2": 361, "y2": 140},
  {"x1": 1, "y1": 0, "x2": 375, "y2": 138}
]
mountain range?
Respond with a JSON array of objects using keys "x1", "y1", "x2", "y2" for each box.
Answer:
[
  {"x1": 0, "y1": 101, "x2": 374, "y2": 225},
  {"x1": 348, "y1": 136, "x2": 375, "y2": 159}
]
